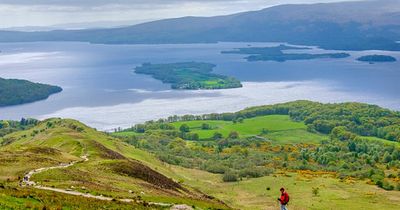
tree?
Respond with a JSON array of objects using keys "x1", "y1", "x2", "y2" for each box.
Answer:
[
  {"x1": 213, "y1": 132, "x2": 223, "y2": 140},
  {"x1": 383, "y1": 152, "x2": 392, "y2": 163},
  {"x1": 201, "y1": 123, "x2": 211, "y2": 130},
  {"x1": 312, "y1": 187, "x2": 319, "y2": 196},
  {"x1": 222, "y1": 171, "x2": 238, "y2": 182},
  {"x1": 179, "y1": 124, "x2": 190, "y2": 133},
  {"x1": 192, "y1": 133, "x2": 199, "y2": 141},
  {"x1": 228, "y1": 131, "x2": 239, "y2": 139},
  {"x1": 261, "y1": 128, "x2": 269, "y2": 134},
  {"x1": 0, "y1": 121, "x2": 9, "y2": 129}
]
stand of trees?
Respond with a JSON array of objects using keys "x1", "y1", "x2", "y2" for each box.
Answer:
[
  {"x1": 126, "y1": 101, "x2": 400, "y2": 142},
  {"x1": 0, "y1": 118, "x2": 39, "y2": 137},
  {"x1": 0, "y1": 77, "x2": 62, "y2": 107}
]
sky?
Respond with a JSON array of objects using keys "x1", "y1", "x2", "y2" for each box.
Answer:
[{"x1": 0, "y1": 0, "x2": 362, "y2": 29}]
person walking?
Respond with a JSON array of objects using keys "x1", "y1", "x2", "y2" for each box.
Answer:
[{"x1": 277, "y1": 187, "x2": 289, "y2": 210}]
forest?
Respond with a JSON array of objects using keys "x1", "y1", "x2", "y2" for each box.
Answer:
[{"x1": 0, "y1": 78, "x2": 62, "y2": 107}]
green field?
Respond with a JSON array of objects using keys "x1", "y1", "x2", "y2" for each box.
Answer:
[
  {"x1": 169, "y1": 166, "x2": 400, "y2": 210},
  {"x1": 171, "y1": 115, "x2": 328, "y2": 144}
]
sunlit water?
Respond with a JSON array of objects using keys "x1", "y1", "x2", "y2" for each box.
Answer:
[{"x1": 0, "y1": 42, "x2": 399, "y2": 130}]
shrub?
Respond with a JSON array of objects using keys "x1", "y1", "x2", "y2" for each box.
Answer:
[
  {"x1": 228, "y1": 131, "x2": 239, "y2": 139},
  {"x1": 179, "y1": 124, "x2": 190, "y2": 133},
  {"x1": 213, "y1": 132, "x2": 223, "y2": 140},
  {"x1": 223, "y1": 171, "x2": 238, "y2": 182},
  {"x1": 312, "y1": 187, "x2": 319, "y2": 196}
]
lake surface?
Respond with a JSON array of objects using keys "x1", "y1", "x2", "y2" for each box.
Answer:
[{"x1": 0, "y1": 42, "x2": 399, "y2": 130}]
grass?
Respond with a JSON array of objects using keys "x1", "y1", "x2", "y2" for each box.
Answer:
[
  {"x1": 0, "y1": 119, "x2": 228, "y2": 210},
  {"x1": 171, "y1": 115, "x2": 328, "y2": 144},
  {"x1": 168, "y1": 166, "x2": 400, "y2": 210},
  {"x1": 1, "y1": 118, "x2": 399, "y2": 209},
  {"x1": 362, "y1": 136, "x2": 400, "y2": 147}
]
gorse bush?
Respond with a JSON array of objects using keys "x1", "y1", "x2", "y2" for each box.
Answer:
[{"x1": 223, "y1": 171, "x2": 238, "y2": 182}]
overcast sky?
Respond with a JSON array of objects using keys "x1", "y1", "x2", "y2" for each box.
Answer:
[{"x1": 0, "y1": 0, "x2": 362, "y2": 28}]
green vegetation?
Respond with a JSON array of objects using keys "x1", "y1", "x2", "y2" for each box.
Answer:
[
  {"x1": 134, "y1": 62, "x2": 242, "y2": 89},
  {"x1": 0, "y1": 118, "x2": 38, "y2": 138},
  {"x1": 0, "y1": 119, "x2": 228, "y2": 209},
  {"x1": 171, "y1": 115, "x2": 327, "y2": 143},
  {"x1": 222, "y1": 44, "x2": 350, "y2": 62},
  {"x1": 115, "y1": 101, "x2": 400, "y2": 192},
  {"x1": 126, "y1": 100, "x2": 400, "y2": 142},
  {"x1": 1, "y1": 100, "x2": 400, "y2": 209},
  {"x1": 357, "y1": 55, "x2": 397, "y2": 63},
  {"x1": 170, "y1": 169, "x2": 400, "y2": 210},
  {"x1": 0, "y1": 77, "x2": 62, "y2": 107}
]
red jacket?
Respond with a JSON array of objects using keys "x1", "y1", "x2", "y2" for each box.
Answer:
[{"x1": 280, "y1": 192, "x2": 289, "y2": 205}]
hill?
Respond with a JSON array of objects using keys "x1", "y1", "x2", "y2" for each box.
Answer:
[
  {"x1": 113, "y1": 100, "x2": 400, "y2": 209},
  {"x1": 1, "y1": 100, "x2": 399, "y2": 209},
  {"x1": 0, "y1": 0, "x2": 399, "y2": 50},
  {"x1": 0, "y1": 77, "x2": 62, "y2": 107},
  {"x1": 0, "y1": 119, "x2": 228, "y2": 209}
]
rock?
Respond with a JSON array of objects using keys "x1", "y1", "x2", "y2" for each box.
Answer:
[
  {"x1": 170, "y1": 204, "x2": 194, "y2": 210},
  {"x1": 128, "y1": 190, "x2": 133, "y2": 193}
]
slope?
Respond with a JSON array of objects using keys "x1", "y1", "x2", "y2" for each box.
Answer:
[{"x1": 0, "y1": 118, "x2": 228, "y2": 209}]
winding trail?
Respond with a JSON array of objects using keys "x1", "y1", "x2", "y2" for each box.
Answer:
[{"x1": 21, "y1": 155, "x2": 185, "y2": 208}]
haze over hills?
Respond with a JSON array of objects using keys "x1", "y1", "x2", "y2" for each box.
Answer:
[{"x1": 0, "y1": 0, "x2": 399, "y2": 50}]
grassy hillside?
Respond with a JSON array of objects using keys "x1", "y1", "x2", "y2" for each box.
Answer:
[
  {"x1": 166, "y1": 167, "x2": 400, "y2": 210},
  {"x1": 0, "y1": 77, "x2": 62, "y2": 107},
  {"x1": 0, "y1": 115, "x2": 399, "y2": 209},
  {"x1": 0, "y1": 118, "x2": 228, "y2": 209},
  {"x1": 170, "y1": 115, "x2": 327, "y2": 144},
  {"x1": 113, "y1": 100, "x2": 400, "y2": 209}
]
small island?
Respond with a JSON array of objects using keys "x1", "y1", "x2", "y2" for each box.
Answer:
[
  {"x1": 134, "y1": 62, "x2": 242, "y2": 90},
  {"x1": 222, "y1": 44, "x2": 350, "y2": 62},
  {"x1": 0, "y1": 77, "x2": 62, "y2": 107},
  {"x1": 356, "y1": 55, "x2": 397, "y2": 63}
]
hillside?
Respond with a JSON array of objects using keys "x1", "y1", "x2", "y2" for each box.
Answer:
[
  {"x1": 113, "y1": 100, "x2": 400, "y2": 209},
  {"x1": 0, "y1": 119, "x2": 228, "y2": 209},
  {"x1": 0, "y1": 0, "x2": 399, "y2": 50},
  {"x1": 0, "y1": 77, "x2": 62, "y2": 107},
  {"x1": 0, "y1": 101, "x2": 399, "y2": 209}
]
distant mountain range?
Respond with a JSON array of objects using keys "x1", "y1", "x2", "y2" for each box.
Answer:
[{"x1": 0, "y1": 0, "x2": 399, "y2": 51}]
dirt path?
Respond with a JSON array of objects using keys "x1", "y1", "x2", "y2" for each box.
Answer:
[{"x1": 21, "y1": 155, "x2": 180, "y2": 208}]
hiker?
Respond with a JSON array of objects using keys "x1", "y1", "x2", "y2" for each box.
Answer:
[{"x1": 277, "y1": 187, "x2": 289, "y2": 210}]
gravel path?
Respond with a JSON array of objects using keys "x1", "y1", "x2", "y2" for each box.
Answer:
[{"x1": 21, "y1": 155, "x2": 183, "y2": 209}]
